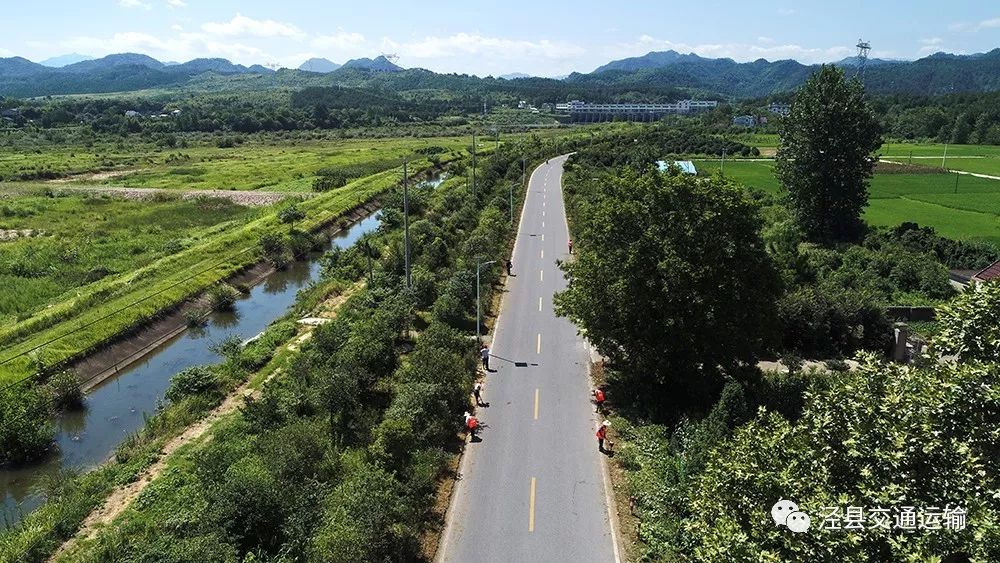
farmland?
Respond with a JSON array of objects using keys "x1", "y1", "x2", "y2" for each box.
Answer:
[
  {"x1": 695, "y1": 159, "x2": 1000, "y2": 242},
  {"x1": 0, "y1": 134, "x2": 471, "y2": 191}
]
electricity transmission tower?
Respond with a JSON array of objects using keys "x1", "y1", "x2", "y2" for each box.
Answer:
[{"x1": 855, "y1": 39, "x2": 872, "y2": 81}]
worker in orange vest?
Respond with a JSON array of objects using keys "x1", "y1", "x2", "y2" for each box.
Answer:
[
  {"x1": 596, "y1": 420, "x2": 610, "y2": 453},
  {"x1": 465, "y1": 411, "x2": 479, "y2": 437},
  {"x1": 593, "y1": 387, "x2": 606, "y2": 413}
]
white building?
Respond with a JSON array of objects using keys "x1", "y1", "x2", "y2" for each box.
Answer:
[{"x1": 557, "y1": 99, "x2": 719, "y2": 122}]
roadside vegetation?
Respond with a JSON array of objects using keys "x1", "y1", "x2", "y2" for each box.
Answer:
[{"x1": 559, "y1": 66, "x2": 1000, "y2": 561}]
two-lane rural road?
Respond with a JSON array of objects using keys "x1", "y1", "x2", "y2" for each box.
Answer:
[{"x1": 438, "y1": 155, "x2": 619, "y2": 563}]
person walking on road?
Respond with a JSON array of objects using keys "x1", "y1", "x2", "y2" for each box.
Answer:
[
  {"x1": 567, "y1": 239, "x2": 574, "y2": 254},
  {"x1": 596, "y1": 420, "x2": 611, "y2": 453},
  {"x1": 480, "y1": 344, "x2": 490, "y2": 371},
  {"x1": 473, "y1": 382, "x2": 485, "y2": 406},
  {"x1": 506, "y1": 259, "x2": 513, "y2": 276}
]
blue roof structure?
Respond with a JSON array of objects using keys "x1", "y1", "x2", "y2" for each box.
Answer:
[{"x1": 656, "y1": 160, "x2": 697, "y2": 175}]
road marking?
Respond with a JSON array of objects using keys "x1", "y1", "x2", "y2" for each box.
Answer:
[
  {"x1": 541, "y1": 234, "x2": 545, "y2": 242},
  {"x1": 537, "y1": 333, "x2": 541, "y2": 354},
  {"x1": 541, "y1": 249, "x2": 544, "y2": 259},
  {"x1": 540, "y1": 269, "x2": 544, "y2": 282},
  {"x1": 542, "y1": 221, "x2": 545, "y2": 229},
  {"x1": 534, "y1": 388, "x2": 539, "y2": 420},
  {"x1": 538, "y1": 296, "x2": 542, "y2": 311},
  {"x1": 529, "y1": 477, "x2": 537, "y2": 532},
  {"x1": 542, "y1": 210, "x2": 545, "y2": 217}
]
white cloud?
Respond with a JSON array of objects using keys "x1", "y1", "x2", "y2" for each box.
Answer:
[
  {"x1": 977, "y1": 17, "x2": 1000, "y2": 30},
  {"x1": 383, "y1": 33, "x2": 585, "y2": 62},
  {"x1": 758, "y1": 36, "x2": 775, "y2": 44},
  {"x1": 609, "y1": 35, "x2": 852, "y2": 65},
  {"x1": 312, "y1": 31, "x2": 366, "y2": 50},
  {"x1": 166, "y1": 0, "x2": 186, "y2": 8},
  {"x1": 950, "y1": 17, "x2": 1000, "y2": 32},
  {"x1": 119, "y1": 0, "x2": 151, "y2": 9},
  {"x1": 201, "y1": 13, "x2": 303, "y2": 39},
  {"x1": 920, "y1": 37, "x2": 943, "y2": 45},
  {"x1": 777, "y1": 8, "x2": 796, "y2": 15},
  {"x1": 0, "y1": 46, "x2": 12, "y2": 57}
]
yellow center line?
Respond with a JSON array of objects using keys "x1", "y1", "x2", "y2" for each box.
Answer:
[
  {"x1": 534, "y1": 388, "x2": 539, "y2": 420},
  {"x1": 528, "y1": 477, "x2": 537, "y2": 532},
  {"x1": 537, "y1": 333, "x2": 541, "y2": 354}
]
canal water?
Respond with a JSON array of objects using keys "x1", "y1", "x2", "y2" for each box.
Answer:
[{"x1": 1, "y1": 212, "x2": 383, "y2": 528}]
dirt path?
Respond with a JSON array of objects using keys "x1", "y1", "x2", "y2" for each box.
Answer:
[
  {"x1": 6, "y1": 184, "x2": 312, "y2": 207},
  {"x1": 49, "y1": 286, "x2": 357, "y2": 562}
]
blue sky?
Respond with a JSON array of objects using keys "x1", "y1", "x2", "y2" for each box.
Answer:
[{"x1": 2, "y1": 1, "x2": 998, "y2": 75}]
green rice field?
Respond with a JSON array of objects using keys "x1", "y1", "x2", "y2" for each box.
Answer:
[{"x1": 695, "y1": 159, "x2": 1000, "y2": 243}]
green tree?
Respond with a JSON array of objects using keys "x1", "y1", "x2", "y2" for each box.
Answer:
[
  {"x1": 935, "y1": 280, "x2": 1000, "y2": 362},
  {"x1": 681, "y1": 355, "x2": 1000, "y2": 561},
  {"x1": 555, "y1": 169, "x2": 782, "y2": 410},
  {"x1": 776, "y1": 65, "x2": 882, "y2": 244}
]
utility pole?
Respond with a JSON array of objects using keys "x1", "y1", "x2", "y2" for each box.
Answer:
[
  {"x1": 476, "y1": 259, "x2": 497, "y2": 342},
  {"x1": 472, "y1": 131, "x2": 477, "y2": 195},
  {"x1": 361, "y1": 240, "x2": 374, "y2": 286},
  {"x1": 403, "y1": 161, "x2": 411, "y2": 288},
  {"x1": 509, "y1": 182, "x2": 515, "y2": 224},
  {"x1": 942, "y1": 142, "x2": 949, "y2": 170}
]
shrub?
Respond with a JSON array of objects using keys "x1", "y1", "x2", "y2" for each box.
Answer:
[
  {"x1": 45, "y1": 370, "x2": 83, "y2": 411},
  {"x1": 165, "y1": 366, "x2": 219, "y2": 402},
  {"x1": 0, "y1": 387, "x2": 54, "y2": 465},
  {"x1": 207, "y1": 283, "x2": 241, "y2": 312}
]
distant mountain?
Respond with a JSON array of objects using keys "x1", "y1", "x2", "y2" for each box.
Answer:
[
  {"x1": 500, "y1": 72, "x2": 532, "y2": 80},
  {"x1": 171, "y1": 58, "x2": 250, "y2": 75},
  {"x1": 299, "y1": 58, "x2": 341, "y2": 73},
  {"x1": 38, "y1": 53, "x2": 93, "y2": 68},
  {"x1": 340, "y1": 55, "x2": 403, "y2": 73},
  {"x1": 579, "y1": 49, "x2": 1000, "y2": 97},
  {"x1": 0, "y1": 56, "x2": 48, "y2": 78},
  {"x1": 62, "y1": 53, "x2": 165, "y2": 73},
  {"x1": 593, "y1": 50, "x2": 715, "y2": 73},
  {"x1": 833, "y1": 57, "x2": 899, "y2": 67},
  {"x1": 0, "y1": 53, "x2": 278, "y2": 97}
]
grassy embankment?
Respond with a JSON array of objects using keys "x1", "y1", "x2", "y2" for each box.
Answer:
[{"x1": 0, "y1": 193, "x2": 259, "y2": 324}]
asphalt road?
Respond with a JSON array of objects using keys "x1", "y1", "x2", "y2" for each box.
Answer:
[{"x1": 438, "y1": 155, "x2": 619, "y2": 563}]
